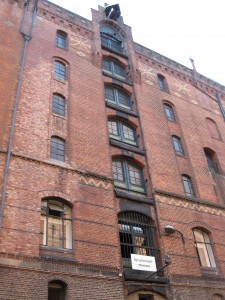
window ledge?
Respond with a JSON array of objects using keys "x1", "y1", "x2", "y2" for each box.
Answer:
[
  {"x1": 40, "y1": 245, "x2": 73, "y2": 253},
  {"x1": 52, "y1": 113, "x2": 66, "y2": 119},
  {"x1": 102, "y1": 71, "x2": 133, "y2": 86},
  {"x1": 54, "y1": 78, "x2": 67, "y2": 84},
  {"x1": 102, "y1": 44, "x2": 128, "y2": 59},
  {"x1": 124, "y1": 272, "x2": 169, "y2": 284},
  {"x1": 115, "y1": 189, "x2": 154, "y2": 205},
  {"x1": 110, "y1": 139, "x2": 145, "y2": 155},
  {"x1": 106, "y1": 101, "x2": 139, "y2": 117}
]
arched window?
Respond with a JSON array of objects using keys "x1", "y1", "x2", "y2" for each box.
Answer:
[
  {"x1": 163, "y1": 103, "x2": 175, "y2": 121},
  {"x1": 112, "y1": 159, "x2": 145, "y2": 193},
  {"x1": 52, "y1": 94, "x2": 65, "y2": 116},
  {"x1": 193, "y1": 228, "x2": 216, "y2": 268},
  {"x1": 206, "y1": 118, "x2": 221, "y2": 140},
  {"x1": 172, "y1": 135, "x2": 185, "y2": 156},
  {"x1": 102, "y1": 58, "x2": 127, "y2": 80},
  {"x1": 48, "y1": 280, "x2": 66, "y2": 300},
  {"x1": 50, "y1": 136, "x2": 65, "y2": 161},
  {"x1": 100, "y1": 25, "x2": 123, "y2": 53},
  {"x1": 108, "y1": 119, "x2": 137, "y2": 146},
  {"x1": 118, "y1": 211, "x2": 159, "y2": 270},
  {"x1": 182, "y1": 174, "x2": 195, "y2": 197},
  {"x1": 105, "y1": 86, "x2": 132, "y2": 110},
  {"x1": 56, "y1": 30, "x2": 67, "y2": 49},
  {"x1": 158, "y1": 74, "x2": 168, "y2": 92},
  {"x1": 54, "y1": 61, "x2": 66, "y2": 81},
  {"x1": 204, "y1": 148, "x2": 220, "y2": 174},
  {"x1": 41, "y1": 199, "x2": 72, "y2": 249}
]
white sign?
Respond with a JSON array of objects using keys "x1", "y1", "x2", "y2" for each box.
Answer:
[{"x1": 131, "y1": 254, "x2": 157, "y2": 272}]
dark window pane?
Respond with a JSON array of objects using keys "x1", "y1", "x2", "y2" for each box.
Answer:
[
  {"x1": 56, "y1": 31, "x2": 67, "y2": 49},
  {"x1": 117, "y1": 90, "x2": 131, "y2": 109},
  {"x1": 158, "y1": 75, "x2": 167, "y2": 91},
  {"x1": 113, "y1": 61, "x2": 126, "y2": 79},
  {"x1": 172, "y1": 136, "x2": 184, "y2": 155},
  {"x1": 164, "y1": 104, "x2": 175, "y2": 121},
  {"x1": 54, "y1": 61, "x2": 66, "y2": 80},
  {"x1": 102, "y1": 59, "x2": 111, "y2": 72},
  {"x1": 51, "y1": 137, "x2": 65, "y2": 161},
  {"x1": 182, "y1": 175, "x2": 194, "y2": 196},
  {"x1": 52, "y1": 94, "x2": 65, "y2": 116},
  {"x1": 105, "y1": 87, "x2": 115, "y2": 103}
]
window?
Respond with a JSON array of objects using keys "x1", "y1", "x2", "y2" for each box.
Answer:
[
  {"x1": 204, "y1": 148, "x2": 220, "y2": 174},
  {"x1": 54, "y1": 61, "x2": 66, "y2": 80},
  {"x1": 52, "y1": 94, "x2": 65, "y2": 116},
  {"x1": 108, "y1": 119, "x2": 137, "y2": 146},
  {"x1": 172, "y1": 135, "x2": 185, "y2": 156},
  {"x1": 100, "y1": 25, "x2": 123, "y2": 53},
  {"x1": 102, "y1": 58, "x2": 127, "y2": 80},
  {"x1": 193, "y1": 229, "x2": 216, "y2": 268},
  {"x1": 118, "y1": 212, "x2": 159, "y2": 270},
  {"x1": 48, "y1": 280, "x2": 66, "y2": 300},
  {"x1": 105, "y1": 86, "x2": 132, "y2": 110},
  {"x1": 56, "y1": 30, "x2": 67, "y2": 49},
  {"x1": 164, "y1": 103, "x2": 175, "y2": 121},
  {"x1": 112, "y1": 159, "x2": 145, "y2": 193},
  {"x1": 206, "y1": 118, "x2": 221, "y2": 140},
  {"x1": 41, "y1": 199, "x2": 72, "y2": 249},
  {"x1": 50, "y1": 136, "x2": 65, "y2": 161},
  {"x1": 182, "y1": 175, "x2": 195, "y2": 197},
  {"x1": 158, "y1": 74, "x2": 168, "y2": 92}
]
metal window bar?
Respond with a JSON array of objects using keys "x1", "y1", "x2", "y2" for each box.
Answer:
[{"x1": 119, "y1": 212, "x2": 161, "y2": 273}]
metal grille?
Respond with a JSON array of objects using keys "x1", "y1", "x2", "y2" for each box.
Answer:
[
  {"x1": 118, "y1": 212, "x2": 160, "y2": 270},
  {"x1": 54, "y1": 61, "x2": 66, "y2": 80},
  {"x1": 56, "y1": 31, "x2": 67, "y2": 49},
  {"x1": 52, "y1": 94, "x2": 65, "y2": 116},
  {"x1": 164, "y1": 104, "x2": 175, "y2": 121},
  {"x1": 51, "y1": 137, "x2": 65, "y2": 161}
]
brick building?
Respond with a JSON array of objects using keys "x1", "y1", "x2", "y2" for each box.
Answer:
[{"x1": 0, "y1": 0, "x2": 225, "y2": 299}]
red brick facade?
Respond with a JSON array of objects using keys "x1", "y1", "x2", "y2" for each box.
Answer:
[{"x1": 0, "y1": 1, "x2": 225, "y2": 299}]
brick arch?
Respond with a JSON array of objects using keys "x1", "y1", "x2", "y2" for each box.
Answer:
[
  {"x1": 212, "y1": 294, "x2": 224, "y2": 300},
  {"x1": 126, "y1": 286, "x2": 168, "y2": 299},
  {"x1": 190, "y1": 221, "x2": 213, "y2": 233},
  {"x1": 38, "y1": 190, "x2": 76, "y2": 205},
  {"x1": 100, "y1": 20, "x2": 126, "y2": 39}
]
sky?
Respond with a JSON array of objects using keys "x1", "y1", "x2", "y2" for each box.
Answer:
[{"x1": 50, "y1": 0, "x2": 225, "y2": 86}]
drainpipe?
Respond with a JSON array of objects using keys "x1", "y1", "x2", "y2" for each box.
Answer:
[{"x1": 0, "y1": 0, "x2": 39, "y2": 230}]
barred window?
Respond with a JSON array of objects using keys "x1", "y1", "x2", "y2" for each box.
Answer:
[
  {"x1": 56, "y1": 30, "x2": 67, "y2": 49},
  {"x1": 112, "y1": 159, "x2": 145, "y2": 193},
  {"x1": 182, "y1": 175, "x2": 195, "y2": 197},
  {"x1": 41, "y1": 199, "x2": 72, "y2": 250},
  {"x1": 108, "y1": 119, "x2": 137, "y2": 146},
  {"x1": 50, "y1": 136, "x2": 65, "y2": 161},
  {"x1": 54, "y1": 61, "x2": 66, "y2": 80},
  {"x1": 164, "y1": 103, "x2": 175, "y2": 121},
  {"x1": 102, "y1": 58, "x2": 126, "y2": 80},
  {"x1": 105, "y1": 86, "x2": 132, "y2": 110},
  {"x1": 52, "y1": 94, "x2": 65, "y2": 116},
  {"x1": 158, "y1": 74, "x2": 168, "y2": 92},
  {"x1": 100, "y1": 25, "x2": 123, "y2": 53},
  {"x1": 193, "y1": 229, "x2": 216, "y2": 268},
  {"x1": 118, "y1": 212, "x2": 160, "y2": 271},
  {"x1": 172, "y1": 135, "x2": 185, "y2": 156}
]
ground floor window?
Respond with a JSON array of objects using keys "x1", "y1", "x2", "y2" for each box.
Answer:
[{"x1": 48, "y1": 280, "x2": 66, "y2": 300}]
